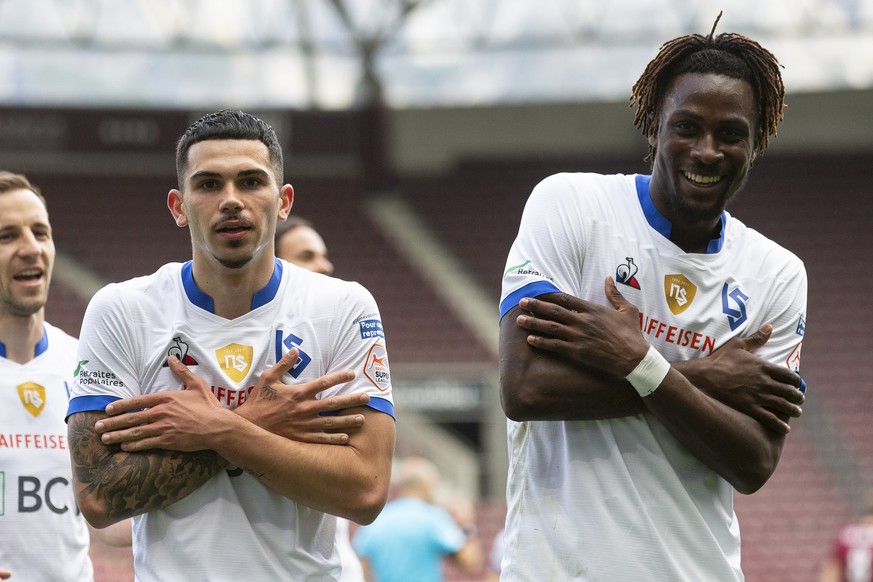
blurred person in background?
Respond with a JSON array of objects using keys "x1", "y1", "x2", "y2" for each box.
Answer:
[
  {"x1": 275, "y1": 215, "x2": 334, "y2": 276},
  {"x1": 0, "y1": 171, "x2": 130, "y2": 581},
  {"x1": 276, "y1": 214, "x2": 363, "y2": 582},
  {"x1": 353, "y1": 455, "x2": 482, "y2": 582},
  {"x1": 820, "y1": 489, "x2": 873, "y2": 582},
  {"x1": 486, "y1": 527, "x2": 504, "y2": 581}
]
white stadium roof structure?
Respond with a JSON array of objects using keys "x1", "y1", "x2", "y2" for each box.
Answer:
[{"x1": 0, "y1": 0, "x2": 871, "y2": 110}]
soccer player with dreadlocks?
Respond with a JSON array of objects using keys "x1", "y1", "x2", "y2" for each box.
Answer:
[{"x1": 498, "y1": 14, "x2": 808, "y2": 580}]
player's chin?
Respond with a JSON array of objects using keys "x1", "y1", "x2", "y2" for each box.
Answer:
[{"x1": 217, "y1": 253, "x2": 254, "y2": 270}]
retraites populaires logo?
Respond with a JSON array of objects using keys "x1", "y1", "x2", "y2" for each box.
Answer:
[
  {"x1": 503, "y1": 260, "x2": 555, "y2": 281},
  {"x1": 76, "y1": 362, "x2": 124, "y2": 388}
]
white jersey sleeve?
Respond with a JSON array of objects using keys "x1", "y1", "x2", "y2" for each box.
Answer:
[
  {"x1": 314, "y1": 279, "x2": 393, "y2": 415},
  {"x1": 500, "y1": 172, "x2": 625, "y2": 319},
  {"x1": 67, "y1": 282, "x2": 143, "y2": 415}
]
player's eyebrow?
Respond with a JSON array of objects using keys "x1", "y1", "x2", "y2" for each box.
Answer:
[{"x1": 188, "y1": 168, "x2": 272, "y2": 185}]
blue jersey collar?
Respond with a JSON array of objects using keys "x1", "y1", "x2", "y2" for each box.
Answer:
[
  {"x1": 635, "y1": 174, "x2": 725, "y2": 254},
  {"x1": 0, "y1": 325, "x2": 49, "y2": 359},
  {"x1": 182, "y1": 259, "x2": 284, "y2": 314}
]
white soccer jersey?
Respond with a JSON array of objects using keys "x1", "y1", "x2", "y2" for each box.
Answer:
[
  {"x1": 0, "y1": 323, "x2": 94, "y2": 582},
  {"x1": 67, "y1": 259, "x2": 394, "y2": 582},
  {"x1": 499, "y1": 173, "x2": 807, "y2": 581}
]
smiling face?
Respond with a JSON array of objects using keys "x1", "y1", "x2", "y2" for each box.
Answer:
[
  {"x1": 0, "y1": 188, "x2": 55, "y2": 318},
  {"x1": 649, "y1": 72, "x2": 759, "y2": 229},
  {"x1": 168, "y1": 139, "x2": 292, "y2": 272}
]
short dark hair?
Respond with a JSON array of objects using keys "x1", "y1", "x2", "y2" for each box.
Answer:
[
  {"x1": 0, "y1": 171, "x2": 48, "y2": 209},
  {"x1": 175, "y1": 110, "x2": 284, "y2": 189},
  {"x1": 275, "y1": 215, "x2": 316, "y2": 247},
  {"x1": 630, "y1": 13, "x2": 785, "y2": 161}
]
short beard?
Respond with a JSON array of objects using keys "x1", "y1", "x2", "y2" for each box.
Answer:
[
  {"x1": 218, "y1": 256, "x2": 252, "y2": 270},
  {"x1": 668, "y1": 192, "x2": 733, "y2": 223},
  {"x1": 3, "y1": 298, "x2": 45, "y2": 317}
]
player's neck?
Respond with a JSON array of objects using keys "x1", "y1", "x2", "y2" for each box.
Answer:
[
  {"x1": 669, "y1": 225, "x2": 719, "y2": 254},
  {"x1": 192, "y1": 256, "x2": 276, "y2": 320},
  {"x1": 0, "y1": 309, "x2": 45, "y2": 364}
]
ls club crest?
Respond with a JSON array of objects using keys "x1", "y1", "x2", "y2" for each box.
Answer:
[
  {"x1": 216, "y1": 343, "x2": 253, "y2": 383},
  {"x1": 664, "y1": 274, "x2": 697, "y2": 315},
  {"x1": 18, "y1": 382, "x2": 46, "y2": 417}
]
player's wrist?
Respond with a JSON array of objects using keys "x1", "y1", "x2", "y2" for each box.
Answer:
[{"x1": 625, "y1": 345, "x2": 670, "y2": 397}]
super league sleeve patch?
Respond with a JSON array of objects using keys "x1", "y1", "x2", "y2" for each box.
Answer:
[
  {"x1": 363, "y1": 342, "x2": 391, "y2": 392},
  {"x1": 358, "y1": 318, "x2": 384, "y2": 340}
]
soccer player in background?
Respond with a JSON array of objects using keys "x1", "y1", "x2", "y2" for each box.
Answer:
[
  {"x1": 65, "y1": 110, "x2": 396, "y2": 581},
  {"x1": 275, "y1": 215, "x2": 335, "y2": 276},
  {"x1": 498, "y1": 14, "x2": 807, "y2": 580},
  {"x1": 0, "y1": 171, "x2": 130, "y2": 580},
  {"x1": 353, "y1": 455, "x2": 482, "y2": 582},
  {"x1": 820, "y1": 488, "x2": 873, "y2": 582}
]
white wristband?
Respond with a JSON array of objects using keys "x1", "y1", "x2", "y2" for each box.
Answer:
[{"x1": 626, "y1": 345, "x2": 670, "y2": 398}]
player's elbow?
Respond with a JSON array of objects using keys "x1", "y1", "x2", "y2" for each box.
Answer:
[
  {"x1": 500, "y1": 375, "x2": 540, "y2": 421},
  {"x1": 76, "y1": 495, "x2": 120, "y2": 530},
  {"x1": 728, "y1": 456, "x2": 778, "y2": 495},
  {"x1": 732, "y1": 475, "x2": 768, "y2": 495},
  {"x1": 347, "y1": 488, "x2": 389, "y2": 526}
]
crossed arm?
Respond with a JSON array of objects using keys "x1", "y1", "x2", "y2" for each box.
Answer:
[
  {"x1": 499, "y1": 278, "x2": 805, "y2": 494},
  {"x1": 69, "y1": 350, "x2": 395, "y2": 528}
]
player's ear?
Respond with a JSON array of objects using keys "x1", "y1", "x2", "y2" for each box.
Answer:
[
  {"x1": 278, "y1": 184, "x2": 294, "y2": 221},
  {"x1": 168, "y1": 189, "x2": 188, "y2": 227}
]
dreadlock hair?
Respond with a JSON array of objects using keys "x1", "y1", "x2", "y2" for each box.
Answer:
[{"x1": 630, "y1": 12, "x2": 785, "y2": 162}]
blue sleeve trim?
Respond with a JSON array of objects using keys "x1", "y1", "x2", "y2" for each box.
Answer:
[
  {"x1": 65, "y1": 394, "x2": 123, "y2": 422},
  {"x1": 320, "y1": 396, "x2": 395, "y2": 419},
  {"x1": 499, "y1": 280, "x2": 562, "y2": 320}
]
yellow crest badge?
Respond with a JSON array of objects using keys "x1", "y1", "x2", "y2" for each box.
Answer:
[
  {"x1": 18, "y1": 382, "x2": 46, "y2": 417},
  {"x1": 664, "y1": 274, "x2": 697, "y2": 315},
  {"x1": 215, "y1": 343, "x2": 253, "y2": 383}
]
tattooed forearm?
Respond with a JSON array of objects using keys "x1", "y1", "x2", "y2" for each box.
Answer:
[{"x1": 68, "y1": 411, "x2": 227, "y2": 521}]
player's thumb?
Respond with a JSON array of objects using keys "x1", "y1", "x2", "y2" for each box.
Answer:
[
  {"x1": 604, "y1": 276, "x2": 629, "y2": 310},
  {"x1": 741, "y1": 324, "x2": 773, "y2": 351}
]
